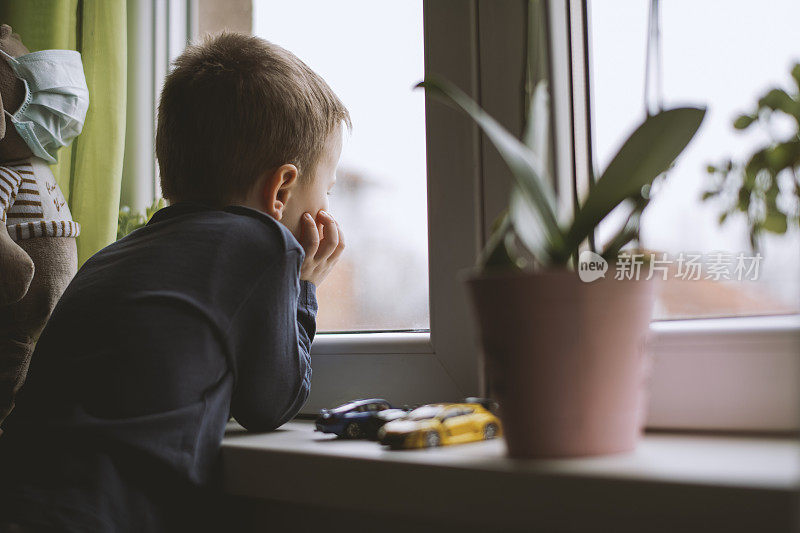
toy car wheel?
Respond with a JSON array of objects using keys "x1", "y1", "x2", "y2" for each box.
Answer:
[
  {"x1": 344, "y1": 422, "x2": 363, "y2": 439},
  {"x1": 483, "y1": 423, "x2": 499, "y2": 440},
  {"x1": 424, "y1": 431, "x2": 441, "y2": 448}
]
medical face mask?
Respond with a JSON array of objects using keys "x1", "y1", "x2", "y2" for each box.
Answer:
[{"x1": 0, "y1": 48, "x2": 89, "y2": 163}]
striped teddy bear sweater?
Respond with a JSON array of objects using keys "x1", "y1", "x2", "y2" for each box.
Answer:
[{"x1": 0, "y1": 158, "x2": 80, "y2": 242}]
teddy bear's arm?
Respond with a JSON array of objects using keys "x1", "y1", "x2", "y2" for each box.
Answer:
[{"x1": 0, "y1": 165, "x2": 22, "y2": 224}]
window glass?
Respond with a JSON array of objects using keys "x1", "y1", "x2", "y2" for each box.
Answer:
[
  {"x1": 589, "y1": 0, "x2": 800, "y2": 319},
  {"x1": 253, "y1": 1, "x2": 430, "y2": 332}
]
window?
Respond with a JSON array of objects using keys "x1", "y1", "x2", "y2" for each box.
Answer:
[
  {"x1": 184, "y1": 1, "x2": 485, "y2": 410},
  {"x1": 471, "y1": 0, "x2": 798, "y2": 432},
  {"x1": 252, "y1": 1, "x2": 430, "y2": 333},
  {"x1": 145, "y1": 1, "x2": 797, "y2": 431},
  {"x1": 573, "y1": 0, "x2": 800, "y2": 431},
  {"x1": 588, "y1": 0, "x2": 800, "y2": 320}
]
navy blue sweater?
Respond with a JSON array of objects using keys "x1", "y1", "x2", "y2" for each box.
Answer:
[{"x1": 0, "y1": 202, "x2": 317, "y2": 532}]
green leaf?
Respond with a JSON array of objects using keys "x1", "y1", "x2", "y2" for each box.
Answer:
[
  {"x1": 117, "y1": 197, "x2": 167, "y2": 240},
  {"x1": 480, "y1": 208, "x2": 522, "y2": 271},
  {"x1": 766, "y1": 140, "x2": 800, "y2": 172},
  {"x1": 416, "y1": 76, "x2": 565, "y2": 263},
  {"x1": 737, "y1": 186, "x2": 752, "y2": 212},
  {"x1": 509, "y1": 185, "x2": 551, "y2": 262},
  {"x1": 744, "y1": 149, "x2": 768, "y2": 185},
  {"x1": 522, "y1": 80, "x2": 550, "y2": 158},
  {"x1": 733, "y1": 114, "x2": 755, "y2": 130},
  {"x1": 763, "y1": 211, "x2": 788, "y2": 233},
  {"x1": 564, "y1": 107, "x2": 706, "y2": 252},
  {"x1": 758, "y1": 88, "x2": 800, "y2": 120},
  {"x1": 765, "y1": 180, "x2": 780, "y2": 202},
  {"x1": 601, "y1": 208, "x2": 642, "y2": 262},
  {"x1": 792, "y1": 63, "x2": 800, "y2": 91}
]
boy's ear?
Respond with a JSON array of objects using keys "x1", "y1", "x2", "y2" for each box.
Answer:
[{"x1": 262, "y1": 164, "x2": 298, "y2": 220}]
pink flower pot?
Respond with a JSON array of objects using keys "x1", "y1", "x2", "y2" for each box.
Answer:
[{"x1": 462, "y1": 269, "x2": 659, "y2": 458}]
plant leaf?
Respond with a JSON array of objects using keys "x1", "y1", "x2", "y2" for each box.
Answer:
[
  {"x1": 479, "y1": 208, "x2": 521, "y2": 271},
  {"x1": 733, "y1": 114, "x2": 755, "y2": 130},
  {"x1": 522, "y1": 80, "x2": 551, "y2": 157},
  {"x1": 763, "y1": 211, "x2": 788, "y2": 233},
  {"x1": 758, "y1": 88, "x2": 800, "y2": 121},
  {"x1": 416, "y1": 76, "x2": 565, "y2": 263},
  {"x1": 509, "y1": 184, "x2": 551, "y2": 262},
  {"x1": 792, "y1": 63, "x2": 800, "y2": 90},
  {"x1": 564, "y1": 107, "x2": 706, "y2": 252},
  {"x1": 601, "y1": 218, "x2": 640, "y2": 262}
]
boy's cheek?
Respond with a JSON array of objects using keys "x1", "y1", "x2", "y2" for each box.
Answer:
[{"x1": 274, "y1": 212, "x2": 300, "y2": 240}]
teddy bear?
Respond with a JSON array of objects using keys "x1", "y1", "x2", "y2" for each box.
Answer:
[{"x1": 0, "y1": 24, "x2": 88, "y2": 430}]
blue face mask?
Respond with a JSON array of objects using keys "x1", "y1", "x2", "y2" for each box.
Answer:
[{"x1": 0, "y1": 48, "x2": 89, "y2": 163}]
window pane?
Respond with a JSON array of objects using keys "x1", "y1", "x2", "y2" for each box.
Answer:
[
  {"x1": 589, "y1": 0, "x2": 800, "y2": 319},
  {"x1": 249, "y1": 1, "x2": 429, "y2": 332}
]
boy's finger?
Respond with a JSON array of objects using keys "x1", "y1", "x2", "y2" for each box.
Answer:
[
  {"x1": 316, "y1": 210, "x2": 339, "y2": 258},
  {"x1": 301, "y1": 213, "x2": 320, "y2": 255},
  {"x1": 333, "y1": 218, "x2": 345, "y2": 249},
  {"x1": 328, "y1": 238, "x2": 345, "y2": 263},
  {"x1": 326, "y1": 220, "x2": 345, "y2": 263}
]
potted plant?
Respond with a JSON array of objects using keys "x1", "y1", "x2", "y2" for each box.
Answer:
[
  {"x1": 415, "y1": 76, "x2": 705, "y2": 458},
  {"x1": 118, "y1": 197, "x2": 167, "y2": 239},
  {"x1": 703, "y1": 63, "x2": 800, "y2": 250}
]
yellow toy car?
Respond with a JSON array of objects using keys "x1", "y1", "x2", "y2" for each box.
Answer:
[{"x1": 377, "y1": 402, "x2": 502, "y2": 449}]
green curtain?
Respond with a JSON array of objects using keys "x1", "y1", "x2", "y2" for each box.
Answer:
[{"x1": 0, "y1": 0, "x2": 127, "y2": 266}]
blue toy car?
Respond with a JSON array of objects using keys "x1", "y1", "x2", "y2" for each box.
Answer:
[{"x1": 315, "y1": 398, "x2": 404, "y2": 439}]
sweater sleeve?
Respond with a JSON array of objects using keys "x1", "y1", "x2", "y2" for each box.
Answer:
[{"x1": 228, "y1": 249, "x2": 318, "y2": 432}]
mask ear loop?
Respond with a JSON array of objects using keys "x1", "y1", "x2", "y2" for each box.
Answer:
[
  {"x1": 0, "y1": 47, "x2": 17, "y2": 65},
  {"x1": 0, "y1": 47, "x2": 33, "y2": 120},
  {"x1": 0, "y1": 47, "x2": 49, "y2": 162},
  {"x1": 0, "y1": 90, "x2": 5, "y2": 140}
]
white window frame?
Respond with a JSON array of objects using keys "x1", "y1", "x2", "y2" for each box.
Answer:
[{"x1": 145, "y1": 0, "x2": 798, "y2": 431}]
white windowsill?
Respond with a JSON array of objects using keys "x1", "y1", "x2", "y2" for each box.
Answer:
[{"x1": 221, "y1": 420, "x2": 800, "y2": 533}]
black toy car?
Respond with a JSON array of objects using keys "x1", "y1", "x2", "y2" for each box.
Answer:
[{"x1": 315, "y1": 398, "x2": 409, "y2": 439}]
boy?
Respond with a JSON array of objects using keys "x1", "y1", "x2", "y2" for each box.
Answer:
[{"x1": 0, "y1": 32, "x2": 349, "y2": 532}]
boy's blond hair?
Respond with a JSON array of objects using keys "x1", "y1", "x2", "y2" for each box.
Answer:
[{"x1": 156, "y1": 32, "x2": 351, "y2": 207}]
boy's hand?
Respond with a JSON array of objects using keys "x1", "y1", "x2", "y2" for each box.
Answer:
[{"x1": 298, "y1": 210, "x2": 345, "y2": 288}]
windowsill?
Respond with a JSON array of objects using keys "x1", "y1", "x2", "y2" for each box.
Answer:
[{"x1": 221, "y1": 419, "x2": 800, "y2": 532}]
